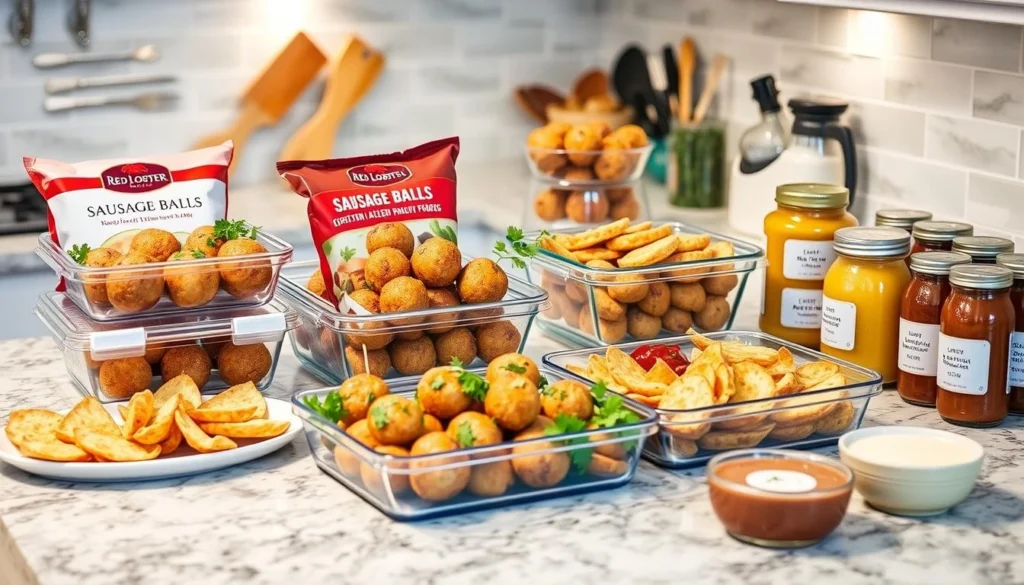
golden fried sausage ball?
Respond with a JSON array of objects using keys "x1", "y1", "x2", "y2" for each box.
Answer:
[
  {"x1": 670, "y1": 282, "x2": 707, "y2": 312},
  {"x1": 486, "y1": 353, "x2": 541, "y2": 385},
  {"x1": 366, "y1": 222, "x2": 415, "y2": 258},
  {"x1": 345, "y1": 289, "x2": 395, "y2": 350},
  {"x1": 106, "y1": 252, "x2": 164, "y2": 312},
  {"x1": 426, "y1": 287, "x2": 461, "y2": 334},
  {"x1": 702, "y1": 274, "x2": 740, "y2": 296},
  {"x1": 694, "y1": 295, "x2": 731, "y2": 331},
  {"x1": 564, "y1": 279, "x2": 589, "y2": 304},
  {"x1": 161, "y1": 345, "x2": 212, "y2": 389},
  {"x1": 417, "y1": 366, "x2": 472, "y2": 420},
  {"x1": 318, "y1": 328, "x2": 343, "y2": 368},
  {"x1": 541, "y1": 380, "x2": 593, "y2": 420},
  {"x1": 447, "y1": 411, "x2": 503, "y2": 449},
  {"x1": 345, "y1": 345, "x2": 392, "y2": 378},
  {"x1": 594, "y1": 150, "x2": 629, "y2": 182},
  {"x1": 98, "y1": 357, "x2": 152, "y2": 399},
  {"x1": 522, "y1": 414, "x2": 556, "y2": 435},
  {"x1": 607, "y1": 273, "x2": 649, "y2": 304},
  {"x1": 456, "y1": 258, "x2": 508, "y2": 304},
  {"x1": 475, "y1": 321, "x2": 523, "y2": 363},
  {"x1": 594, "y1": 288, "x2": 625, "y2": 321},
  {"x1": 511, "y1": 429, "x2": 570, "y2": 488},
  {"x1": 561, "y1": 165, "x2": 595, "y2": 183},
  {"x1": 165, "y1": 250, "x2": 219, "y2": 308},
  {"x1": 130, "y1": 228, "x2": 180, "y2": 262},
  {"x1": 526, "y1": 127, "x2": 567, "y2": 175},
  {"x1": 533, "y1": 188, "x2": 567, "y2": 222},
  {"x1": 610, "y1": 124, "x2": 649, "y2": 148},
  {"x1": 610, "y1": 195, "x2": 640, "y2": 221},
  {"x1": 411, "y1": 237, "x2": 462, "y2": 287},
  {"x1": 662, "y1": 307, "x2": 693, "y2": 333},
  {"x1": 587, "y1": 119, "x2": 613, "y2": 138},
  {"x1": 409, "y1": 432, "x2": 471, "y2": 501},
  {"x1": 216, "y1": 342, "x2": 272, "y2": 385},
  {"x1": 306, "y1": 269, "x2": 329, "y2": 300},
  {"x1": 637, "y1": 281, "x2": 670, "y2": 317},
  {"x1": 423, "y1": 414, "x2": 444, "y2": 434},
  {"x1": 587, "y1": 424, "x2": 629, "y2": 460},
  {"x1": 337, "y1": 373, "x2": 390, "y2": 425},
  {"x1": 626, "y1": 306, "x2": 662, "y2": 340},
  {"x1": 184, "y1": 226, "x2": 225, "y2": 258},
  {"x1": 433, "y1": 328, "x2": 477, "y2": 368},
  {"x1": 333, "y1": 419, "x2": 378, "y2": 477},
  {"x1": 389, "y1": 336, "x2": 437, "y2": 376},
  {"x1": 468, "y1": 460, "x2": 516, "y2": 497},
  {"x1": 379, "y1": 276, "x2": 429, "y2": 325},
  {"x1": 484, "y1": 375, "x2": 540, "y2": 432},
  {"x1": 566, "y1": 191, "x2": 610, "y2": 224},
  {"x1": 363, "y1": 247, "x2": 411, "y2": 292},
  {"x1": 396, "y1": 330, "x2": 424, "y2": 341},
  {"x1": 563, "y1": 123, "x2": 603, "y2": 166},
  {"x1": 580, "y1": 313, "x2": 628, "y2": 344},
  {"x1": 217, "y1": 238, "x2": 272, "y2": 298},
  {"x1": 367, "y1": 395, "x2": 424, "y2": 446},
  {"x1": 547, "y1": 121, "x2": 572, "y2": 137},
  {"x1": 360, "y1": 445, "x2": 410, "y2": 495},
  {"x1": 606, "y1": 186, "x2": 632, "y2": 203},
  {"x1": 81, "y1": 247, "x2": 123, "y2": 306}
]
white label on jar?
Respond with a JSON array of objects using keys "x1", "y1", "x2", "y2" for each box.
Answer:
[
  {"x1": 780, "y1": 288, "x2": 823, "y2": 328},
  {"x1": 898, "y1": 319, "x2": 940, "y2": 376},
  {"x1": 783, "y1": 239, "x2": 837, "y2": 280},
  {"x1": 745, "y1": 470, "x2": 818, "y2": 493},
  {"x1": 937, "y1": 334, "x2": 990, "y2": 396},
  {"x1": 1010, "y1": 332, "x2": 1024, "y2": 388},
  {"x1": 821, "y1": 296, "x2": 856, "y2": 350}
]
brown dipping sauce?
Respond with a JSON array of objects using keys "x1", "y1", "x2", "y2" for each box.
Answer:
[{"x1": 708, "y1": 456, "x2": 852, "y2": 548}]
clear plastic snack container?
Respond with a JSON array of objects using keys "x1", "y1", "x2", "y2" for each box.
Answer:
[
  {"x1": 278, "y1": 260, "x2": 549, "y2": 384},
  {"x1": 543, "y1": 331, "x2": 884, "y2": 469},
  {"x1": 292, "y1": 367, "x2": 658, "y2": 521},
  {"x1": 528, "y1": 221, "x2": 764, "y2": 347},
  {"x1": 35, "y1": 230, "x2": 293, "y2": 321},
  {"x1": 35, "y1": 291, "x2": 298, "y2": 403},
  {"x1": 524, "y1": 144, "x2": 654, "y2": 184},
  {"x1": 525, "y1": 179, "x2": 649, "y2": 232}
]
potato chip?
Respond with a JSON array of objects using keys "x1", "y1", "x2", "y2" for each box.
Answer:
[
  {"x1": 56, "y1": 397, "x2": 120, "y2": 444},
  {"x1": 17, "y1": 437, "x2": 92, "y2": 462},
  {"x1": 768, "y1": 422, "x2": 816, "y2": 441},
  {"x1": 706, "y1": 240, "x2": 735, "y2": 258},
  {"x1": 661, "y1": 249, "x2": 714, "y2": 280},
  {"x1": 605, "y1": 224, "x2": 674, "y2": 251},
  {"x1": 624, "y1": 221, "x2": 653, "y2": 234},
  {"x1": 677, "y1": 233, "x2": 712, "y2": 252},
  {"x1": 188, "y1": 404, "x2": 259, "y2": 424},
  {"x1": 686, "y1": 330, "x2": 780, "y2": 367},
  {"x1": 772, "y1": 401, "x2": 837, "y2": 428},
  {"x1": 121, "y1": 390, "x2": 154, "y2": 439},
  {"x1": 117, "y1": 405, "x2": 129, "y2": 420},
  {"x1": 153, "y1": 374, "x2": 202, "y2": 410},
  {"x1": 574, "y1": 247, "x2": 622, "y2": 263},
  {"x1": 670, "y1": 437, "x2": 699, "y2": 457},
  {"x1": 660, "y1": 376, "x2": 714, "y2": 440},
  {"x1": 133, "y1": 394, "x2": 182, "y2": 445},
  {"x1": 159, "y1": 422, "x2": 183, "y2": 456},
  {"x1": 644, "y1": 358, "x2": 678, "y2": 385},
  {"x1": 74, "y1": 427, "x2": 161, "y2": 462},
  {"x1": 617, "y1": 234, "x2": 679, "y2": 268},
  {"x1": 731, "y1": 362, "x2": 776, "y2": 403},
  {"x1": 690, "y1": 342, "x2": 726, "y2": 372},
  {"x1": 5, "y1": 409, "x2": 63, "y2": 448},
  {"x1": 605, "y1": 347, "x2": 666, "y2": 396},
  {"x1": 566, "y1": 218, "x2": 631, "y2": 250},
  {"x1": 587, "y1": 452, "x2": 629, "y2": 476},
  {"x1": 566, "y1": 363, "x2": 588, "y2": 378},
  {"x1": 697, "y1": 422, "x2": 775, "y2": 451},
  {"x1": 197, "y1": 382, "x2": 268, "y2": 420},
  {"x1": 807, "y1": 372, "x2": 848, "y2": 392},
  {"x1": 767, "y1": 347, "x2": 796, "y2": 379},
  {"x1": 795, "y1": 361, "x2": 841, "y2": 388},
  {"x1": 686, "y1": 363, "x2": 716, "y2": 390},
  {"x1": 198, "y1": 419, "x2": 290, "y2": 439},
  {"x1": 714, "y1": 363, "x2": 735, "y2": 405},
  {"x1": 174, "y1": 410, "x2": 237, "y2": 453},
  {"x1": 815, "y1": 400, "x2": 855, "y2": 435},
  {"x1": 625, "y1": 393, "x2": 662, "y2": 407},
  {"x1": 690, "y1": 347, "x2": 703, "y2": 362},
  {"x1": 774, "y1": 372, "x2": 801, "y2": 396},
  {"x1": 539, "y1": 235, "x2": 579, "y2": 262}
]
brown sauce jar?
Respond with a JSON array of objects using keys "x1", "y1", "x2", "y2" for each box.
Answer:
[
  {"x1": 997, "y1": 253, "x2": 1024, "y2": 415},
  {"x1": 952, "y1": 236, "x2": 1014, "y2": 264},
  {"x1": 936, "y1": 265, "x2": 1016, "y2": 428},
  {"x1": 911, "y1": 221, "x2": 973, "y2": 256},
  {"x1": 897, "y1": 252, "x2": 971, "y2": 407},
  {"x1": 874, "y1": 209, "x2": 932, "y2": 232}
]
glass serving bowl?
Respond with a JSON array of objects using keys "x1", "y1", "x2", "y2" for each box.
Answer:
[{"x1": 523, "y1": 144, "x2": 654, "y2": 185}]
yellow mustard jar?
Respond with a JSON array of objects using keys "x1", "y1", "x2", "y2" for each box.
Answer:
[
  {"x1": 821, "y1": 227, "x2": 912, "y2": 383},
  {"x1": 761, "y1": 183, "x2": 858, "y2": 348}
]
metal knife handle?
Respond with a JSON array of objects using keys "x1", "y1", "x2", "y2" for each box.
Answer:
[
  {"x1": 44, "y1": 95, "x2": 119, "y2": 112},
  {"x1": 45, "y1": 73, "x2": 176, "y2": 95},
  {"x1": 44, "y1": 77, "x2": 81, "y2": 94},
  {"x1": 33, "y1": 49, "x2": 130, "y2": 69}
]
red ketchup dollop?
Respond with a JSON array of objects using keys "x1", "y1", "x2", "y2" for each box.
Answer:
[{"x1": 630, "y1": 344, "x2": 690, "y2": 375}]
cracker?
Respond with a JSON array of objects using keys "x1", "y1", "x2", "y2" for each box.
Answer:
[
  {"x1": 574, "y1": 247, "x2": 622, "y2": 263},
  {"x1": 539, "y1": 235, "x2": 579, "y2": 262},
  {"x1": 617, "y1": 235, "x2": 679, "y2": 268},
  {"x1": 605, "y1": 224, "x2": 675, "y2": 252},
  {"x1": 566, "y1": 218, "x2": 631, "y2": 250},
  {"x1": 624, "y1": 221, "x2": 653, "y2": 234},
  {"x1": 662, "y1": 249, "x2": 714, "y2": 280},
  {"x1": 677, "y1": 233, "x2": 712, "y2": 253}
]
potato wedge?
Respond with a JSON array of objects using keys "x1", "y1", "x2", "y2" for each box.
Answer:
[
  {"x1": 153, "y1": 374, "x2": 202, "y2": 410},
  {"x1": 795, "y1": 361, "x2": 841, "y2": 389},
  {"x1": 56, "y1": 397, "x2": 120, "y2": 444},
  {"x1": 159, "y1": 422, "x2": 183, "y2": 456},
  {"x1": 18, "y1": 437, "x2": 92, "y2": 462},
  {"x1": 768, "y1": 422, "x2": 816, "y2": 441},
  {"x1": 197, "y1": 419, "x2": 290, "y2": 439},
  {"x1": 74, "y1": 427, "x2": 161, "y2": 462},
  {"x1": 644, "y1": 358, "x2": 678, "y2": 385},
  {"x1": 566, "y1": 218, "x2": 631, "y2": 250},
  {"x1": 121, "y1": 390, "x2": 154, "y2": 440},
  {"x1": 815, "y1": 400, "x2": 856, "y2": 435},
  {"x1": 174, "y1": 410, "x2": 237, "y2": 453},
  {"x1": 133, "y1": 394, "x2": 182, "y2": 445},
  {"x1": 5, "y1": 409, "x2": 63, "y2": 449},
  {"x1": 196, "y1": 382, "x2": 267, "y2": 420}
]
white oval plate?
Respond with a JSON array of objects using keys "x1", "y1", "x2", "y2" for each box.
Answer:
[{"x1": 0, "y1": 397, "x2": 301, "y2": 483}]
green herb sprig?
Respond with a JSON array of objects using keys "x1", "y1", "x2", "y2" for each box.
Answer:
[
  {"x1": 448, "y1": 357, "x2": 489, "y2": 401},
  {"x1": 213, "y1": 218, "x2": 260, "y2": 242},
  {"x1": 590, "y1": 381, "x2": 641, "y2": 429},
  {"x1": 455, "y1": 421, "x2": 476, "y2": 448},
  {"x1": 302, "y1": 391, "x2": 347, "y2": 424},
  {"x1": 67, "y1": 243, "x2": 91, "y2": 265},
  {"x1": 492, "y1": 226, "x2": 548, "y2": 269},
  {"x1": 429, "y1": 219, "x2": 458, "y2": 244},
  {"x1": 544, "y1": 413, "x2": 592, "y2": 473}
]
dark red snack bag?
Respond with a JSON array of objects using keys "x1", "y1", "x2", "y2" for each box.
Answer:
[{"x1": 278, "y1": 137, "x2": 460, "y2": 308}]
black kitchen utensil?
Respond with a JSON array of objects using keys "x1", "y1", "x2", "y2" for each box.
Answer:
[
  {"x1": 663, "y1": 44, "x2": 679, "y2": 102},
  {"x1": 612, "y1": 45, "x2": 671, "y2": 138}
]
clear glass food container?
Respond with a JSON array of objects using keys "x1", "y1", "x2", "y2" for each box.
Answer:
[
  {"x1": 527, "y1": 222, "x2": 764, "y2": 347},
  {"x1": 523, "y1": 144, "x2": 654, "y2": 184},
  {"x1": 35, "y1": 291, "x2": 297, "y2": 403},
  {"x1": 278, "y1": 261, "x2": 549, "y2": 384},
  {"x1": 525, "y1": 179, "x2": 648, "y2": 232},
  {"x1": 543, "y1": 331, "x2": 883, "y2": 469},
  {"x1": 35, "y1": 230, "x2": 293, "y2": 321},
  {"x1": 291, "y1": 367, "x2": 659, "y2": 521}
]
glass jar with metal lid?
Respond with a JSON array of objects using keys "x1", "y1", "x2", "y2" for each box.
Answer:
[
  {"x1": 820, "y1": 227, "x2": 911, "y2": 382},
  {"x1": 997, "y1": 253, "x2": 1024, "y2": 415},
  {"x1": 874, "y1": 209, "x2": 932, "y2": 232},
  {"x1": 897, "y1": 251, "x2": 972, "y2": 407},
  {"x1": 951, "y1": 236, "x2": 1014, "y2": 264},
  {"x1": 936, "y1": 265, "x2": 1015, "y2": 427},
  {"x1": 911, "y1": 221, "x2": 973, "y2": 256},
  {"x1": 761, "y1": 183, "x2": 858, "y2": 349}
]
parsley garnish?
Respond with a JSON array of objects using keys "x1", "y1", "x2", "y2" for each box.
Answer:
[
  {"x1": 492, "y1": 226, "x2": 548, "y2": 269},
  {"x1": 537, "y1": 375, "x2": 549, "y2": 390},
  {"x1": 301, "y1": 391, "x2": 347, "y2": 424},
  {"x1": 341, "y1": 246, "x2": 357, "y2": 262},
  {"x1": 429, "y1": 219, "x2": 458, "y2": 244},
  {"x1": 455, "y1": 422, "x2": 476, "y2": 448},
  {"x1": 504, "y1": 363, "x2": 527, "y2": 374},
  {"x1": 370, "y1": 404, "x2": 389, "y2": 429},
  {"x1": 448, "y1": 358, "x2": 489, "y2": 401},
  {"x1": 190, "y1": 249, "x2": 206, "y2": 259},
  {"x1": 590, "y1": 381, "x2": 641, "y2": 429},
  {"x1": 67, "y1": 243, "x2": 90, "y2": 265},
  {"x1": 213, "y1": 219, "x2": 258, "y2": 242},
  {"x1": 430, "y1": 376, "x2": 445, "y2": 390},
  {"x1": 367, "y1": 392, "x2": 376, "y2": 405},
  {"x1": 544, "y1": 413, "x2": 592, "y2": 473}
]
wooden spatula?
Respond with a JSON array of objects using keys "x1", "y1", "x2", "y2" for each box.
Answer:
[
  {"x1": 279, "y1": 35, "x2": 384, "y2": 162},
  {"x1": 192, "y1": 32, "x2": 327, "y2": 174},
  {"x1": 514, "y1": 85, "x2": 564, "y2": 123},
  {"x1": 678, "y1": 37, "x2": 696, "y2": 124}
]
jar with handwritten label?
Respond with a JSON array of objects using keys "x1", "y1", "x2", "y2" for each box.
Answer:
[
  {"x1": 936, "y1": 265, "x2": 1015, "y2": 428},
  {"x1": 820, "y1": 227, "x2": 911, "y2": 383},
  {"x1": 951, "y1": 236, "x2": 1014, "y2": 264},
  {"x1": 997, "y1": 253, "x2": 1024, "y2": 415},
  {"x1": 910, "y1": 221, "x2": 973, "y2": 256},
  {"x1": 897, "y1": 251, "x2": 971, "y2": 406},
  {"x1": 761, "y1": 183, "x2": 858, "y2": 349}
]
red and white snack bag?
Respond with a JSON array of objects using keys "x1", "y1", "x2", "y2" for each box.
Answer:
[
  {"x1": 24, "y1": 141, "x2": 233, "y2": 254},
  {"x1": 278, "y1": 137, "x2": 460, "y2": 308}
]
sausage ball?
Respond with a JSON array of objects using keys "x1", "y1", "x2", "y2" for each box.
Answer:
[
  {"x1": 485, "y1": 353, "x2": 541, "y2": 385},
  {"x1": 345, "y1": 289, "x2": 395, "y2": 350},
  {"x1": 161, "y1": 345, "x2": 212, "y2": 389},
  {"x1": 447, "y1": 411, "x2": 503, "y2": 449},
  {"x1": 216, "y1": 342, "x2": 272, "y2": 385},
  {"x1": 98, "y1": 357, "x2": 152, "y2": 399},
  {"x1": 564, "y1": 279, "x2": 588, "y2": 304},
  {"x1": 561, "y1": 165, "x2": 595, "y2": 183},
  {"x1": 626, "y1": 306, "x2": 662, "y2": 340},
  {"x1": 468, "y1": 460, "x2": 516, "y2": 497},
  {"x1": 409, "y1": 432, "x2": 471, "y2": 501},
  {"x1": 417, "y1": 366, "x2": 473, "y2": 420},
  {"x1": 426, "y1": 287, "x2": 461, "y2": 334},
  {"x1": 201, "y1": 339, "x2": 226, "y2": 365},
  {"x1": 366, "y1": 222, "x2": 415, "y2": 258},
  {"x1": 363, "y1": 247, "x2": 411, "y2": 292},
  {"x1": 143, "y1": 345, "x2": 167, "y2": 366},
  {"x1": 694, "y1": 295, "x2": 731, "y2": 331},
  {"x1": 484, "y1": 375, "x2": 540, "y2": 432},
  {"x1": 333, "y1": 419, "x2": 378, "y2": 478},
  {"x1": 389, "y1": 336, "x2": 437, "y2": 376},
  {"x1": 345, "y1": 345, "x2": 392, "y2": 378},
  {"x1": 607, "y1": 186, "x2": 632, "y2": 203},
  {"x1": 526, "y1": 127, "x2": 567, "y2": 175},
  {"x1": 636, "y1": 281, "x2": 670, "y2": 317},
  {"x1": 378, "y1": 276, "x2": 430, "y2": 331},
  {"x1": 81, "y1": 247, "x2": 123, "y2": 306},
  {"x1": 563, "y1": 123, "x2": 603, "y2": 166},
  {"x1": 610, "y1": 124, "x2": 648, "y2": 148},
  {"x1": 541, "y1": 380, "x2": 594, "y2": 420},
  {"x1": 566, "y1": 191, "x2": 609, "y2": 224},
  {"x1": 670, "y1": 282, "x2": 706, "y2": 312},
  {"x1": 367, "y1": 395, "x2": 424, "y2": 446},
  {"x1": 217, "y1": 238, "x2": 272, "y2": 298},
  {"x1": 411, "y1": 237, "x2": 462, "y2": 288},
  {"x1": 165, "y1": 250, "x2": 220, "y2": 308},
  {"x1": 580, "y1": 312, "x2": 628, "y2": 344},
  {"x1": 106, "y1": 252, "x2": 164, "y2": 312},
  {"x1": 423, "y1": 414, "x2": 444, "y2": 434},
  {"x1": 360, "y1": 445, "x2": 410, "y2": 496},
  {"x1": 433, "y1": 328, "x2": 477, "y2": 368},
  {"x1": 594, "y1": 136, "x2": 631, "y2": 182},
  {"x1": 306, "y1": 269, "x2": 330, "y2": 300},
  {"x1": 184, "y1": 225, "x2": 225, "y2": 258},
  {"x1": 662, "y1": 307, "x2": 693, "y2": 333},
  {"x1": 610, "y1": 195, "x2": 640, "y2": 221},
  {"x1": 702, "y1": 274, "x2": 740, "y2": 296},
  {"x1": 475, "y1": 321, "x2": 523, "y2": 363},
  {"x1": 607, "y1": 274, "x2": 649, "y2": 304},
  {"x1": 511, "y1": 429, "x2": 570, "y2": 488},
  {"x1": 338, "y1": 372, "x2": 390, "y2": 426},
  {"x1": 587, "y1": 423, "x2": 628, "y2": 461},
  {"x1": 130, "y1": 228, "x2": 180, "y2": 262},
  {"x1": 533, "y1": 188, "x2": 567, "y2": 222},
  {"x1": 457, "y1": 258, "x2": 508, "y2": 304}
]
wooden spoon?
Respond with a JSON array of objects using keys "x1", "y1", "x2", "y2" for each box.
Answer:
[
  {"x1": 514, "y1": 85, "x2": 564, "y2": 123},
  {"x1": 678, "y1": 37, "x2": 695, "y2": 124},
  {"x1": 692, "y1": 53, "x2": 729, "y2": 125},
  {"x1": 572, "y1": 68, "x2": 609, "y2": 103}
]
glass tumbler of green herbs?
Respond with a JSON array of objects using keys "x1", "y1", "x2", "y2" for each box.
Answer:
[{"x1": 668, "y1": 121, "x2": 726, "y2": 208}]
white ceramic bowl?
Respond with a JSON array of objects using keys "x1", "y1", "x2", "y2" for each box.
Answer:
[{"x1": 838, "y1": 426, "x2": 983, "y2": 517}]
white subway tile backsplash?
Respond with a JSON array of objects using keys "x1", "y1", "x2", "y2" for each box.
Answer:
[
  {"x1": 0, "y1": 133, "x2": 8, "y2": 167},
  {"x1": 780, "y1": 46, "x2": 883, "y2": 99},
  {"x1": 461, "y1": 22, "x2": 544, "y2": 56},
  {"x1": 506, "y1": 0, "x2": 599, "y2": 21},
  {"x1": 307, "y1": 0, "x2": 412, "y2": 23},
  {"x1": 858, "y1": 149, "x2": 967, "y2": 217},
  {"x1": 0, "y1": 83, "x2": 55, "y2": 125},
  {"x1": 507, "y1": 56, "x2": 588, "y2": 91},
  {"x1": 816, "y1": 8, "x2": 849, "y2": 48},
  {"x1": 883, "y1": 59, "x2": 972, "y2": 115},
  {"x1": 847, "y1": 101, "x2": 926, "y2": 156},
  {"x1": 966, "y1": 173, "x2": 1024, "y2": 231},
  {"x1": 932, "y1": 19, "x2": 1022, "y2": 72},
  {"x1": 816, "y1": 9, "x2": 932, "y2": 59},
  {"x1": 354, "y1": 102, "x2": 456, "y2": 138},
  {"x1": 926, "y1": 114, "x2": 1018, "y2": 176},
  {"x1": 974, "y1": 71, "x2": 1024, "y2": 126},
  {"x1": 89, "y1": 0, "x2": 191, "y2": 38},
  {"x1": 416, "y1": 0, "x2": 503, "y2": 20},
  {"x1": 12, "y1": 126, "x2": 130, "y2": 162},
  {"x1": 550, "y1": 24, "x2": 603, "y2": 53},
  {"x1": 750, "y1": 1, "x2": 817, "y2": 42},
  {"x1": 415, "y1": 62, "x2": 503, "y2": 97},
  {"x1": 127, "y1": 35, "x2": 243, "y2": 74}
]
